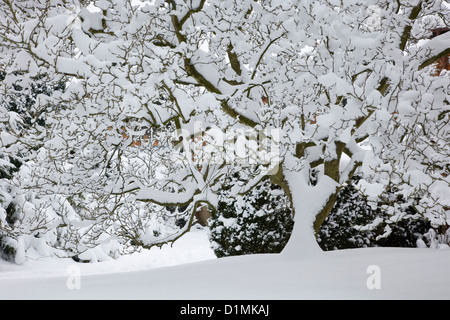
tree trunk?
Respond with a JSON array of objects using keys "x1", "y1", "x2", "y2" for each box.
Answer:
[
  {"x1": 195, "y1": 205, "x2": 211, "y2": 227},
  {"x1": 280, "y1": 166, "x2": 339, "y2": 258}
]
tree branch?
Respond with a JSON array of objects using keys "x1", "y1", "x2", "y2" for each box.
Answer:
[
  {"x1": 170, "y1": 11, "x2": 260, "y2": 129},
  {"x1": 179, "y1": 0, "x2": 207, "y2": 27},
  {"x1": 220, "y1": 100, "x2": 259, "y2": 128},
  {"x1": 251, "y1": 34, "x2": 284, "y2": 80},
  {"x1": 399, "y1": 1, "x2": 423, "y2": 52},
  {"x1": 227, "y1": 43, "x2": 242, "y2": 76},
  {"x1": 418, "y1": 48, "x2": 450, "y2": 71}
]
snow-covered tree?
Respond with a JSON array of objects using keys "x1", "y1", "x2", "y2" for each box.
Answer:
[
  {"x1": 210, "y1": 172, "x2": 429, "y2": 257},
  {"x1": 0, "y1": 0, "x2": 449, "y2": 259}
]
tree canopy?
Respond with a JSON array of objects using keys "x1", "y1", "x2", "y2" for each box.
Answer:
[{"x1": 0, "y1": 0, "x2": 448, "y2": 260}]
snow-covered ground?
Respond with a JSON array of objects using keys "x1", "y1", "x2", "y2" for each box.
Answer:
[{"x1": 0, "y1": 227, "x2": 449, "y2": 300}]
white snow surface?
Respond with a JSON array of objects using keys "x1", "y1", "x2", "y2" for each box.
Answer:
[{"x1": 0, "y1": 227, "x2": 449, "y2": 300}]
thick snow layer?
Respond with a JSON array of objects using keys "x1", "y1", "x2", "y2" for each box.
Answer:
[{"x1": 0, "y1": 228, "x2": 449, "y2": 300}]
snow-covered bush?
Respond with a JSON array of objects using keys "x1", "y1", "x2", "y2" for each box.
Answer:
[
  {"x1": 0, "y1": 71, "x2": 119, "y2": 263},
  {"x1": 209, "y1": 176, "x2": 293, "y2": 257},
  {"x1": 0, "y1": 71, "x2": 59, "y2": 262},
  {"x1": 417, "y1": 228, "x2": 450, "y2": 249},
  {"x1": 0, "y1": 100, "x2": 25, "y2": 261},
  {"x1": 318, "y1": 175, "x2": 430, "y2": 250},
  {"x1": 0, "y1": 156, "x2": 63, "y2": 264},
  {"x1": 317, "y1": 177, "x2": 377, "y2": 250}
]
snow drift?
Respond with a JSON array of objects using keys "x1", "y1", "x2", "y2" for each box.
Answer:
[{"x1": 0, "y1": 229, "x2": 449, "y2": 300}]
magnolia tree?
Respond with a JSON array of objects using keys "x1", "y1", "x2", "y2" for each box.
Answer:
[{"x1": 0, "y1": 0, "x2": 449, "y2": 259}]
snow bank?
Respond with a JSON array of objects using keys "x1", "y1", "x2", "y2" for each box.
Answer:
[
  {"x1": 0, "y1": 227, "x2": 215, "y2": 279},
  {"x1": 0, "y1": 227, "x2": 449, "y2": 300}
]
